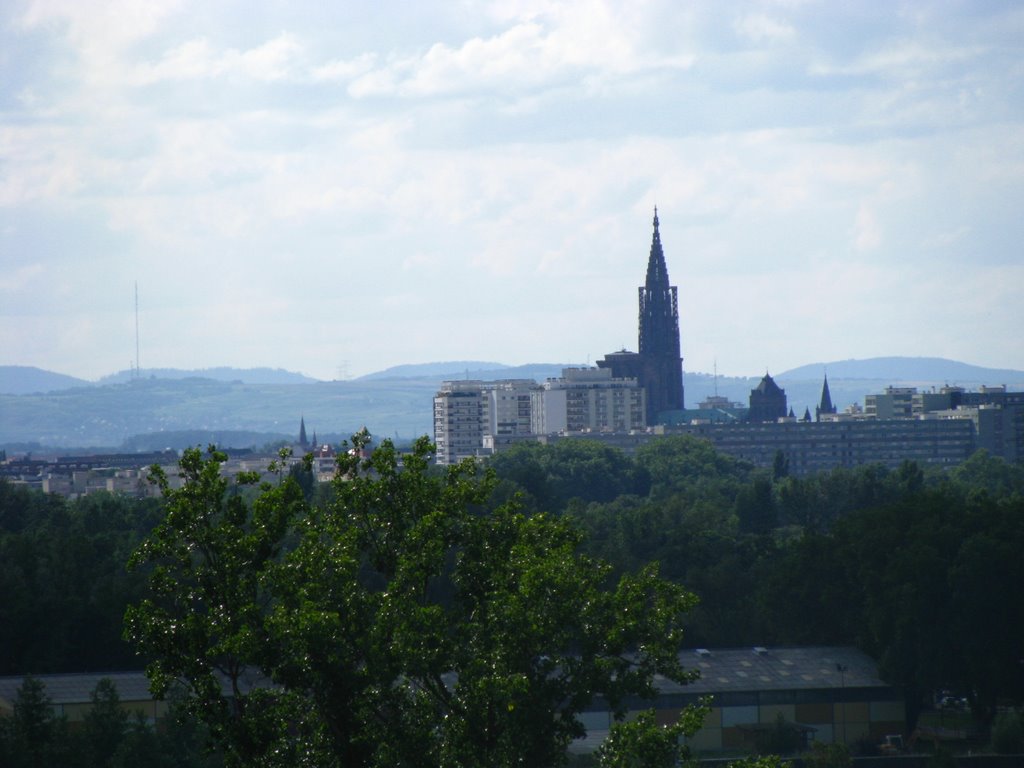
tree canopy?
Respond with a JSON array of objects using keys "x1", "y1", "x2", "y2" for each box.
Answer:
[{"x1": 124, "y1": 435, "x2": 701, "y2": 768}]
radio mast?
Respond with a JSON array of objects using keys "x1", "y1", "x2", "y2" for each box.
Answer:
[{"x1": 135, "y1": 281, "x2": 140, "y2": 379}]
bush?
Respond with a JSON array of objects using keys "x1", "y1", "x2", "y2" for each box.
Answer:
[{"x1": 991, "y1": 709, "x2": 1024, "y2": 754}]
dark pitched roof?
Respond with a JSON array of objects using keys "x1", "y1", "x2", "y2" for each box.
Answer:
[
  {"x1": 754, "y1": 373, "x2": 784, "y2": 395},
  {"x1": 657, "y1": 646, "x2": 889, "y2": 696}
]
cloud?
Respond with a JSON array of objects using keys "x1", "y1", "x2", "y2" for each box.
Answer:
[
  {"x1": 853, "y1": 204, "x2": 881, "y2": 251},
  {"x1": 19, "y1": 0, "x2": 182, "y2": 88},
  {"x1": 134, "y1": 33, "x2": 303, "y2": 83},
  {"x1": 346, "y1": 4, "x2": 695, "y2": 99},
  {"x1": 0, "y1": 263, "x2": 44, "y2": 294},
  {"x1": 734, "y1": 13, "x2": 796, "y2": 44},
  {"x1": 2, "y1": 1, "x2": 1022, "y2": 382}
]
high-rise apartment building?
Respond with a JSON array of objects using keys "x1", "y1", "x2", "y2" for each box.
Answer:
[
  {"x1": 433, "y1": 370, "x2": 645, "y2": 464},
  {"x1": 433, "y1": 381, "x2": 489, "y2": 465},
  {"x1": 531, "y1": 368, "x2": 646, "y2": 435}
]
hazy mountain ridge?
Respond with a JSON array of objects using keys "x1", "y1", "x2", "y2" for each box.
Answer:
[
  {"x1": 98, "y1": 367, "x2": 320, "y2": 385},
  {"x1": 357, "y1": 361, "x2": 509, "y2": 380},
  {"x1": 0, "y1": 366, "x2": 92, "y2": 395},
  {"x1": 779, "y1": 357, "x2": 1024, "y2": 383},
  {"x1": 2, "y1": 357, "x2": 1022, "y2": 450}
]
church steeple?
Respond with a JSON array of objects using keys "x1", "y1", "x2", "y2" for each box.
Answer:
[
  {"x1": 637, "y1": 207, "x2": 684, "y2": 413},
  {"x1": 298, "y1": 416, "x2": 308, "y2": 449},
  {"x1": 598, "y1": 209, "x2": 685, "y2": 422},
  {"x1": 644, "y1": 207, "x2": 670, "y2": 289},
  {"x1": 816, "y1": 373, "x2": 837, "y2": 421}
]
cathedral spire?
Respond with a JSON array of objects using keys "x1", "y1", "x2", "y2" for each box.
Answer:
[
  {"x1": 298, "y1": 416, "x2": 308, "y2": 448},
  {"x1": 645, "y1": 206, "x2": 669, "y2": 289}
]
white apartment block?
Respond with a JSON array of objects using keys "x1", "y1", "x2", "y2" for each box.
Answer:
[
  {"x1": 487, "y1": 379, "x2": 539, "y2": 437},
  {"x1": 433, "y1": 381, "x2": 490, "y2": 465},
  {"x1": 433, "y1": 370, "x2": 646, "y2": 465},
  {"x1": 532, "y1": 368, "x2": 646, "y2": 435}
]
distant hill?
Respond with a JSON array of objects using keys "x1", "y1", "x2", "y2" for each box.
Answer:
[
  {"x1": 357, "y1": 362, "x2": 585, "y2": 382},
  {"x1": 357, "y1": 361, "x2": 509, "y2": 380},
  {"x1": 98, "y1": 367, "x2": 319, "y2": 385},
  {"x1": 779, "y1": 357, "x2": 1024, "y2": 384},
  {"x1": 0, "y1": 366, "x2": 91, "y2": 395},
  {"x1": 3, "y1": 357, "x2": 1022, "y2": 450}
]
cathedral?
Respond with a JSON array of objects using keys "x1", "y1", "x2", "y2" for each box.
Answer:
[{"x1": 598, "y1": 209, "x2": 684, "y2": 423}]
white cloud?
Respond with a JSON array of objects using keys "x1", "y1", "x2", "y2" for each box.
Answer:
[
  {"x1": 134, "y1": 33, "x2": 303, "y2": 83},
  {"x1": 852, "y1": 204, "x2": 881, "y2": 251},
  {"x1": 2, "y1": 1, "x2": 1023, "y2": 383},
  {"x1": 734, "y1": 13, "x2": 796, "y2": 44}
]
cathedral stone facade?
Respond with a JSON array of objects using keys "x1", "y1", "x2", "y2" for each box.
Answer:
[{"x1": 598, "y1": 209, "x2": 684, "y2": 424}]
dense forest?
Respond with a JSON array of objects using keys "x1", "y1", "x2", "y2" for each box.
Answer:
[{"x1": 1, "y1": 436, "x2": 1023, "y2": 765}]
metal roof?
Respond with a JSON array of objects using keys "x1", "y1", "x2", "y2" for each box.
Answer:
[
  {"x1": 0, "y1": 647, "x2": 887, "y2": 711},
  {"x1": 0, "y1": 671, "x2": 154, "y2": 708},
  {"x1": 658, "y1": 646, "x2": 887, "y2": 695}
]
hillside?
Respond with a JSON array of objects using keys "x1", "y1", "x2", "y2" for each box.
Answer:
[
  {"x1": 0, "y1": 366, "x2": 91, "y2": 395},
  {"x1": 780, "y1": 357, "x2": 1024, "y2": 384},
  {"x1": 2, "y1": 357, "x2": 1022, "y2": 450},
  {"x1": 98, "y1": 367, "x2": 320, "y2": 385}
]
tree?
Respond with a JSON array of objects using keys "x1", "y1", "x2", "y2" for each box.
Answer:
[
  {"x1": 125, "y1": 444, "x2": 308, "y2": 766},
  {"x1": 82, "y1": 679, "x2": 129, "y2": 767},
  {"x1": 1, "y1": 675, "x2": 67, "y2": 768},
  {"x1": 735, "y1": 477, "x2": 777, "y2": 536},
  {"x1": 126, "y1": 434, "x2": 702, "y2": 768},
  {"x1": 596, "y1": 704, "x2": 708, "y2": 768}
]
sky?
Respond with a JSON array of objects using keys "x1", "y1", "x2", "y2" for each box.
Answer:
[{"x1": 2, "y1": 1, "x2": 1023, "y2": 382}]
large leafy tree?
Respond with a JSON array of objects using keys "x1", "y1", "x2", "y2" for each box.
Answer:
[{"x1": 126, "y1": 434, "x2": 700, "y2": 768}]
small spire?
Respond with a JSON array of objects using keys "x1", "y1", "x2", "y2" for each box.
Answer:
[
  {"x1": 817, "y1": 372, "x2": 836, "y2": 420},
  {"x1": 644, "y1": 207, "x2": 669, "y2": 288}
]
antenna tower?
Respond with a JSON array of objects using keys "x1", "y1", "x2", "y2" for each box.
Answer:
[{"x1": 134, "y1": 281, "x2": 140, "y2": 379}]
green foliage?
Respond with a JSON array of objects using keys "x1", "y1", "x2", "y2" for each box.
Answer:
[
  {"x1": 991, "y1": 709, "x2": 1024, "y2": 754},
  {"x1": 596, "y1": 702, "x2": 708, "y2": 768},
  {"x1": 735, "y1": 477, "x2": 777, "y2": 536},
  {"x1": 726, "y1": 756, "x2": 791, "y2": 768},
  {"x1": 82, "y1": 678, "x2": 129, "y2": 766},
  {"x1": 0, "y1": 677, "x2": 219, "y2": 768},
  {"x1": 752, "y1": 714, "x2": 803, "y2": 757},
  {"x1": 927, "y1": 745, "x2": 957, "y2": 768},
  {"x1": 802, "y1": 741, "x2": 851, "y2": 768},
  {"x1": 2, "y1": 675, "x2": 64, "y2": 768},
  {"x1": 487, "y1": 440, "x2": 650, "y2": 512},
  {"x1": 126, "y1": 434, "x2": 700, "y2": 768},
  {"x1": 634, "y1": 435, "x2": 750, "y2": 505},
  {"x1": 0, "y1": 484, "x2": 161, "y2": 674}
]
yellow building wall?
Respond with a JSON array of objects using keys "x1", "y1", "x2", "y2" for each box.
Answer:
[
  {"x1": 759, "y1": 704, "x2": 795, "y2": 724},
  {"x1": 688, "y1": 727, "x2": 723, "y2": 752},
  {"x1": 796, "y1": 702, "x2": 833, "y2": 724},
  {"x1": 836, "y1": 701, "x2": 870, "y2": 724}
]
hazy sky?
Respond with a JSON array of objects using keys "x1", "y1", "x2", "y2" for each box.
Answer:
[{"x1": 3, "y1": 1, "x2": 1023, "y2": 381}]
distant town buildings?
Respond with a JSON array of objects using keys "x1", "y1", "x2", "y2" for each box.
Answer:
[
  {"x1": 429, "y1": 211, "x2": 1024, "y2": 473},
  {"x1": 433, "y1": 369, "x2": 647, "y2": 465},
  {"x1": 3, "y1": 213, "x2": 1021, "y2": 489}
]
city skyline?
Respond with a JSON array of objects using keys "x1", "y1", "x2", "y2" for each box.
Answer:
[{"x1": 3, "y1": 2, "x2": 1023, "y2": 382}]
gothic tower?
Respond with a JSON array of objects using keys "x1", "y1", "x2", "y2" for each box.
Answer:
[
  {"x1": 598, "y1": 209, "x2": 684, "y2": 423},
  {"x1": 638, "y1": 208, "x2": 684, "y2": 416}
]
